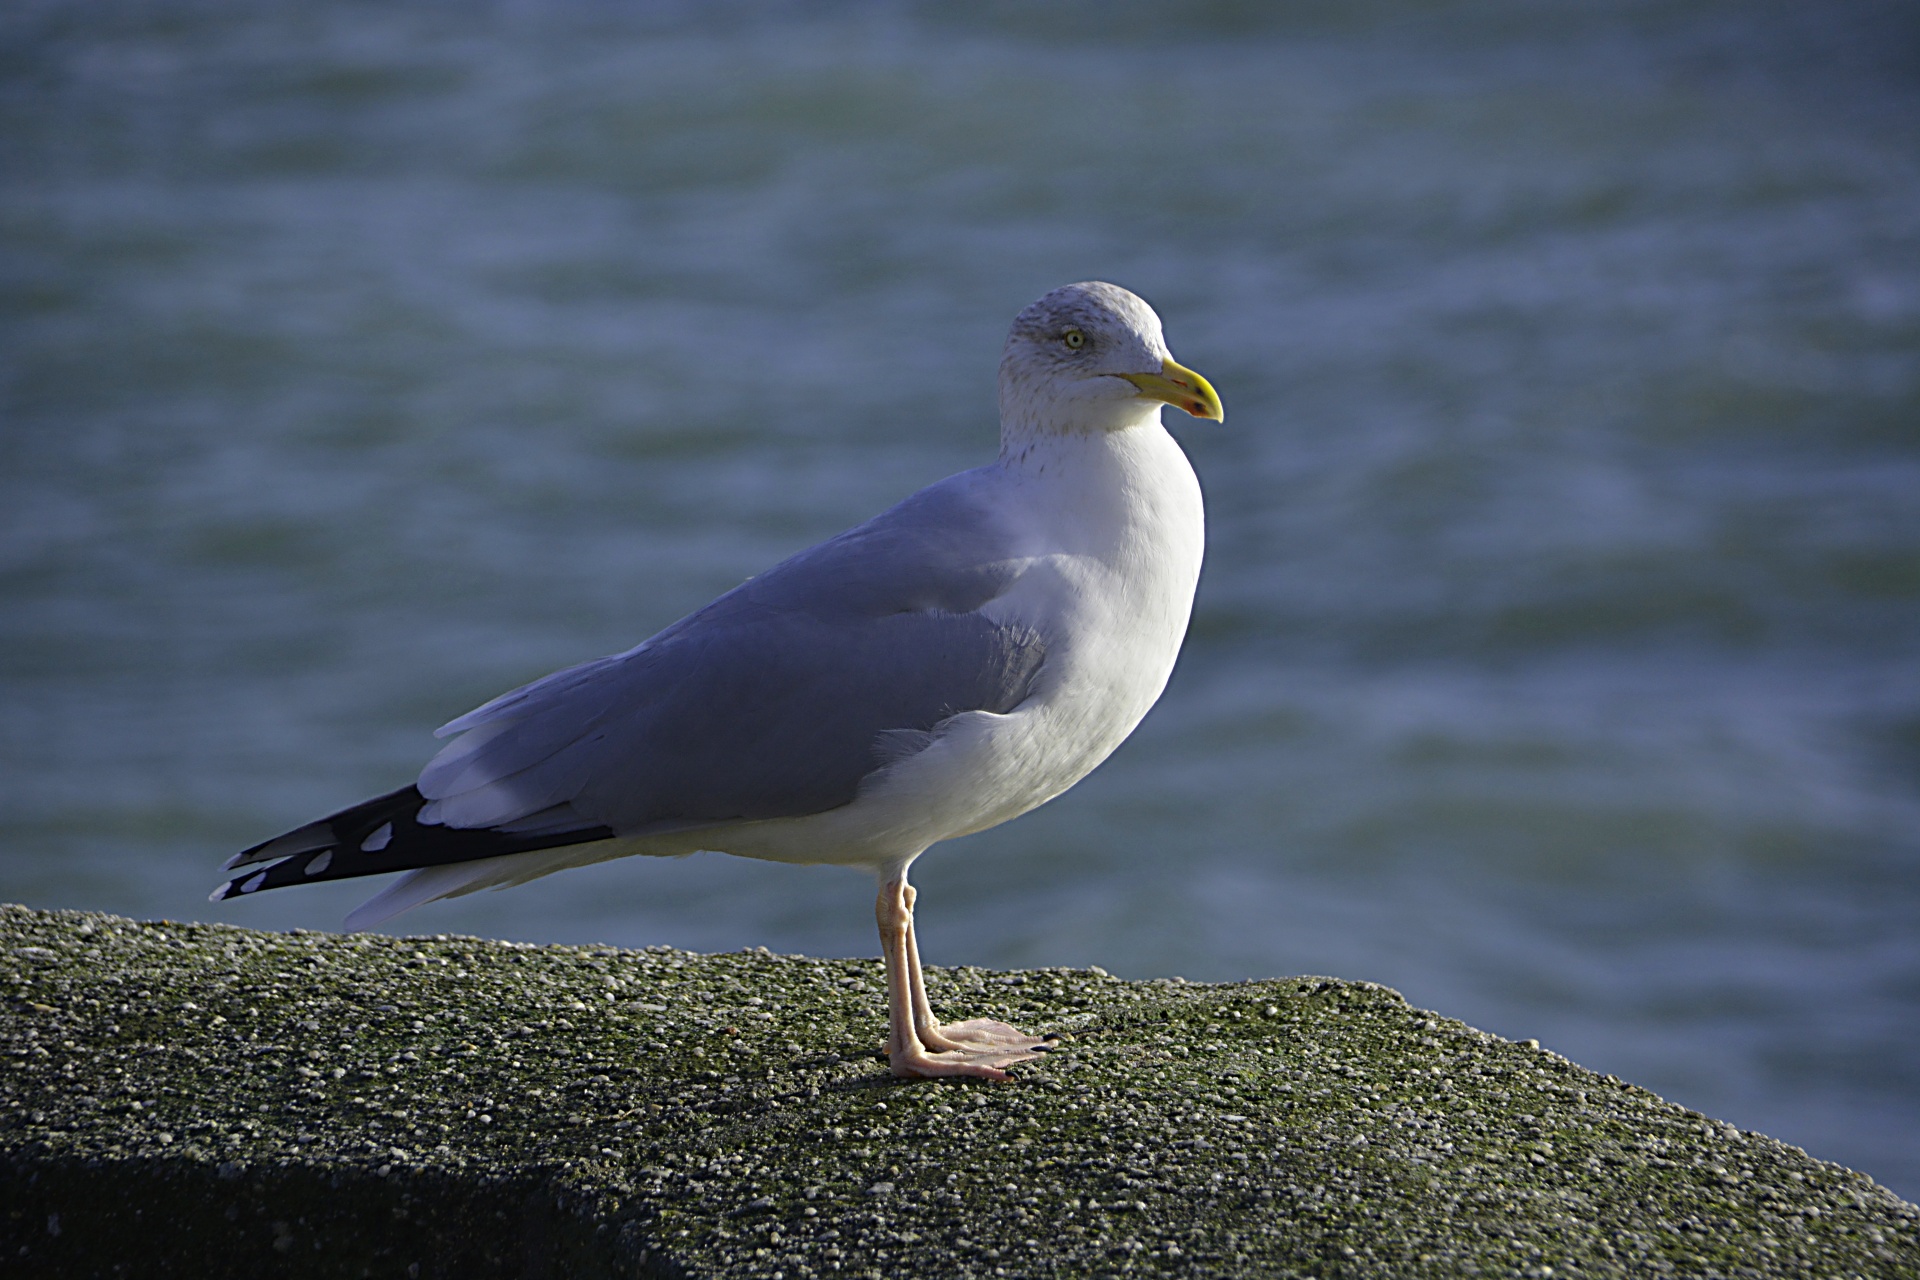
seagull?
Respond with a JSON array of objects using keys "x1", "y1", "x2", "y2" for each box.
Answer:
[{"x1": 215, "y1": 281, "x2": 1222, "y2": 1081}]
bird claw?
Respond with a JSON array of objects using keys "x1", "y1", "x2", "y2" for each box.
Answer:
[
  {"x1": 925, "y1": 1018, "x2": 1051, "y2": 1052},
  {"x1": 888, "y1": 1041, "x2": 1049, "y2": 1081},
  {"x1": 883, "y1": 1018, "x2": 1056, "y2": 1080}
]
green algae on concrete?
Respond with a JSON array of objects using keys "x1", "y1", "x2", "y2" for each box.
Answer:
[{"x1": 3, "y1": 903, "x2": 1916, "y2": 1278}]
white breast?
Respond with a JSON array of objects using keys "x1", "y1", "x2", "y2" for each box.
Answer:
[{"x1": 980, "y1": 422, "x2": 1206, "y2": 801}]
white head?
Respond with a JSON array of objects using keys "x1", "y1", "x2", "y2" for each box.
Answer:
[{"x1": 997, "y1": 281, "x2": 1223, "y2": 442}]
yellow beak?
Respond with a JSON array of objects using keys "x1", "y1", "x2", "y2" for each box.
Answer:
[{"x1": 1120, "y1": 358, "x2": 1224, "y2": 423}]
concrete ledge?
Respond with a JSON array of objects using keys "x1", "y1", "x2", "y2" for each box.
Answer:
[{"x1": 3, "y1": 903, "x2": 1916, "y2": 1278}]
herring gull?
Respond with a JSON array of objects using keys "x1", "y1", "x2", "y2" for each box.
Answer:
[{"x1": 215, "y1": 281, "x2": 1223, "y2": 1081}]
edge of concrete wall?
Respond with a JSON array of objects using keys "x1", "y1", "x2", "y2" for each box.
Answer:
[{"x1": 4, "y1": 903, "x2": 1915, "y2": 1278}]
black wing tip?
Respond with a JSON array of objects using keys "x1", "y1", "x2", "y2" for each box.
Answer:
[
  {"x1": 227, "y1": 785, "x2": 426, "y2": 869},
  {"x1": 216, "y1": 785, "x2": 614, "y2": 902},
  {"x1": 209, "y1": 871, "x2": 265, "y2": 902},
  {"x1": 217, "y1": 786, "x2": 427, "y2": 901}
]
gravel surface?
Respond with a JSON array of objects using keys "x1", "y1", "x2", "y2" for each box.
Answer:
[{"x1": 4, "y1": 903, "x2": 1916, "y2": 1278}]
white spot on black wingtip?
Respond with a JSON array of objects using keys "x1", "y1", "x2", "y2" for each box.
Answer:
[
  {"x1": 360, "y1": 823, "x2": 393, "y2": 853},
  {"x1": 306, "y1": 850, "x2": 333, "y2": 876},
  {"x1": 239, "y1": 872, "x2": 268, "y2": 895}
]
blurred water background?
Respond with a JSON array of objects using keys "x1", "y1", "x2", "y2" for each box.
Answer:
[{"x1": 4, "y1": 0, "x2": 1918, "y2": 1197}]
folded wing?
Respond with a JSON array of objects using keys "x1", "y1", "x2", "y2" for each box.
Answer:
[{"x1": 214, "y1": 474, "x2": 1047, "y2": 903}]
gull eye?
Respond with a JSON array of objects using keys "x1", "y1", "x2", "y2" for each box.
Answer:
[{"x1": 1062, "y1": 329, "x2": 1086, "y2": 350}]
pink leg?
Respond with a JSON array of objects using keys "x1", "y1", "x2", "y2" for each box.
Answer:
[{"x1": 877, "y1": 876, "x2": 1053, "y2": 1081}]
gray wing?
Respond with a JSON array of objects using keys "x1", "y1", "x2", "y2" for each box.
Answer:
[{"x1": 416, "y1": 473, "x2": 1046, "y2": 836}]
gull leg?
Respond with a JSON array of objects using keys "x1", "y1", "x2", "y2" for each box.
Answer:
[
  {"x1": 901, "y1": 883, "x2": 954, "y2": 1046},
  {"x1": 903, "y1": 883, "x2": 1053, "y2": 1057},
  {"x1": 877, "y1": 876, "x2": 1052, "y2": 1081}
]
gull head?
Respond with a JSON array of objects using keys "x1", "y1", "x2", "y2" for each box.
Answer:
[{"x1": 998, "y1": 281, "x2": 1223, "y2": 440}]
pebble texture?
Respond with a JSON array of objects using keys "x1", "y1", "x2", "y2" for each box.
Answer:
[{"x1": 3, "y1": 902, "x2": 1916, "y2": 1278}]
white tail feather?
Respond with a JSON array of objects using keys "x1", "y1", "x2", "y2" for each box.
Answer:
[
  {"x1": 341, "y1": 860, "x2": 508, "y2": 932},
  {"x1": 340, "y1": 844, "x2": 621, "y2": 932}
]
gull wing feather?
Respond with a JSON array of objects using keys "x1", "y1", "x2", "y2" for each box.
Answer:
[{"x1": 418, "y1": 471, "x2": 1045, "y2": 834}]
